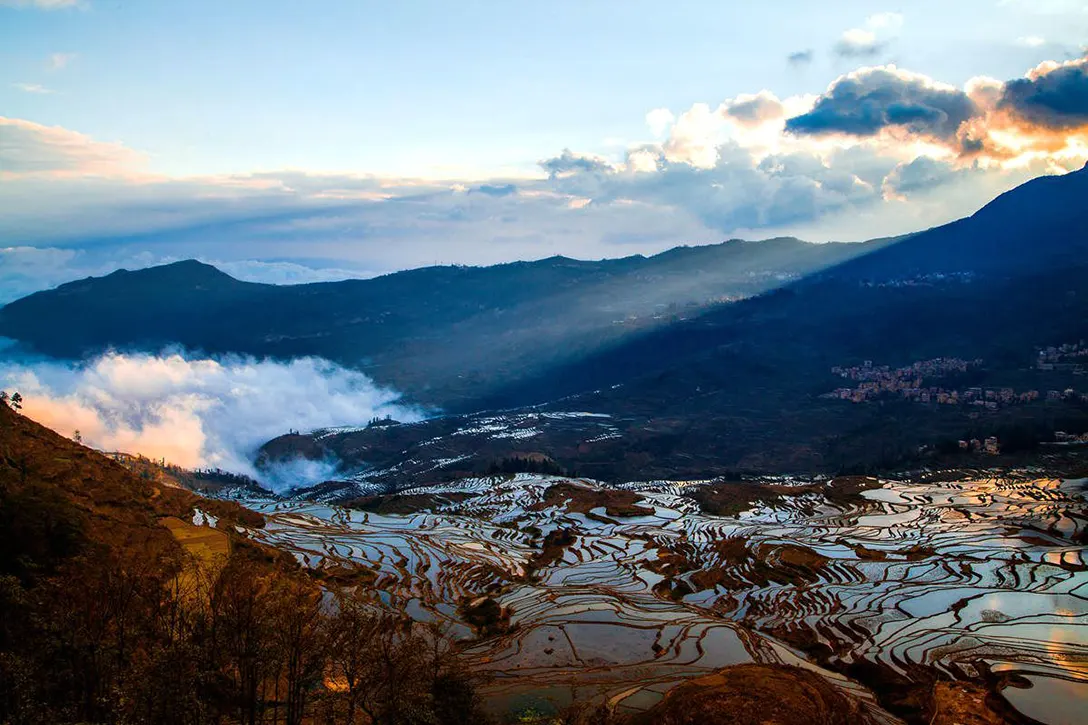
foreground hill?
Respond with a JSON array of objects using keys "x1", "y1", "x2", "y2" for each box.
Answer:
[
  {"x1": 0, "y1": 237, "x2": 870, "y2": 408},
  {"x1": 0, "y1": 401, "x2": 505, "y2": 724}
]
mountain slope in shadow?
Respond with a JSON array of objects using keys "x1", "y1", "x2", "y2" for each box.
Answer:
[
  {"x1": 0, "y1": 237, "x2": 870, "y2": 408},
  {"x1": 256, "y1": 166, "x2": 1088, "y2": 488}
]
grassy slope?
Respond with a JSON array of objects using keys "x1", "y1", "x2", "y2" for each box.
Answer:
[{"x1": 0, "y1": 401, "x2": 269, "y2": 569}]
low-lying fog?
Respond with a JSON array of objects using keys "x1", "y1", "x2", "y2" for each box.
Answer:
[{"x1": 0, "y1": 350, "x2": 425, "y2": 491}]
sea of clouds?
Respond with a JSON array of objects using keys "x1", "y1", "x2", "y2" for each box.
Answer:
[{"x1": 0, "y1": 350, "x2": 424, "y2": 491}]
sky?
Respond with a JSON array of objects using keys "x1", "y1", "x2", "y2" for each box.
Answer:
[{"x1": 2, "y1": 0, "x2": 1088, "y2": 302}]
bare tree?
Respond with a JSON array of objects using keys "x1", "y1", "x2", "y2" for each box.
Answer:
[{"x1": 269, "y1": 575, "x2": 327, "y2": 725}]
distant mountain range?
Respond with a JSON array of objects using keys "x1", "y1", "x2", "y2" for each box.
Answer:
[
  {"x1": 0, "y1": 237, "x2": 878, "y2": 410},
  {"x1": 3, "y1": 165, "x2": 1088, "y2": 485}
]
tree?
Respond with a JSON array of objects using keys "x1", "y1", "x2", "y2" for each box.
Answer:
[
  {"x1": 73, "y1": 430, "x2": 83, "y2": 444},
  {"x1": 8, "y1": 393, "x2": 21, "y2": 412},
  {"x1": 324, "y1": 591, "x2": 383, "y2": 724},
  {"x1": 323, "y1": 593, "x2": 490, "y2": 725},
  {"x1": 269, "y1": 576, "x2": 327, "y2": 725}
]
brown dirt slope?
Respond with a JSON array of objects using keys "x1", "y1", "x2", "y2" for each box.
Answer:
[
  {"x1": 632, "y1": 663, "x2": 877, "y2": 725},
  {"x1": 0, "y1": 403, "x2": 264, "y2": 562}
]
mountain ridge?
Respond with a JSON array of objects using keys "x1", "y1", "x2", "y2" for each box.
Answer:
[{"x1": 0, "y1": 232, "x2": 872, "y2": 408}]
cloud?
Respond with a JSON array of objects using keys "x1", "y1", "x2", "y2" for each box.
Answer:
[
  {"x1": 788, "y1": 50, "x2": 814, "y2": 66},
  {"x1": 661, "y1": 102, "x2": 726, "y2": 167},
  {"x1": 646, "y1": 107, "x2": 676, "y2": 137},
  {"x1": 785, "y1": 66, "x2": 977, "y2": 144},
  {"x1": 539, "y1": 148, "x2": 615, "y2": 177},
  {"x1": 1016, "y1": 36, "x2": 1047, "y2": 47},
  {"x1": 13, "y1": 83, "x2": 53, "y2": 94},
  {"x1": 0, "y1": 0, "x2": 81, "y2": 7},
  {"x1": 998, "y1": 56, "x2": 1088, "y2": 130},
  {"x1": 882, "y1": 156, "x2": 970, "y2": 197},
  {"x1": 48, "y1": 52, "x2": 76, "y2": 70},
  {"x1": 0, "y1": 116, "x2": 147, "y2": 177},
  {"x1": 835, "y1": 29, "x2": 884, "y2": 58},
  {"x1": 0, "y1": 247, "x2": 375, "y2": 304},
  {"x1": 0, "y1": 351, "x2": 423, "y2": 490},
  {"x1": 207, "y1": 259, "x2": 376, "y2": 285},
  {"x1": 1, "y1": 55, "x2": 1086, "y2": 302},
  {"x1": 782, "y1": 57, "x2": 1088, "y2": 165},
  {"x1": 470, "y1": 183, "x2": 517, "y2": 196},
  {"x1": 834, "y1": 12, "x2": 903, "y2": 59},
  {"x1": 722, "y1": 91, "x2": 786, "y2": 126}
]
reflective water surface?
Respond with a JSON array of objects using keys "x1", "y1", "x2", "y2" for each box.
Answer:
[{"x1": 236, "y1": 472, "x2": 1087, "y2": 722}]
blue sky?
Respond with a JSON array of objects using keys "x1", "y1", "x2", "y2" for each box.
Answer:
[{"x1": 2, "y1": 0, "x2": 1087, "y2": 300}]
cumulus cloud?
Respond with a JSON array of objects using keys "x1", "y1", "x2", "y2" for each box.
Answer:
[
  {"x1": 646, "y1": 108, "x2": 676, "y2": 137},
  {"x1": 882, "y1": 156, "x2": 970, "y2": 197},
  {"x1": 539, "y1": 148, "x2": 615, "y2": 177},
  {"x1": 722, "y1": 91, "x2": 786, "y2": 126},
  {"x1": 785, "y1": 66, "x2": 976, "y2": 143},
  {"x1": 783, "y1": 59, "x2": 1088, "y2": 168},
  {"x1": 0, "y1": 352, "x2": 423, "y2": 491},
  {"x1": 661, "y1": 102, "x2": 727, "y2": 167},
  {"x1": 1, "y1": 54, "x2": 1086, "y2": 302},
  {"x1": 998, "y1": 56, "x2": 1088, "y2": 129}
]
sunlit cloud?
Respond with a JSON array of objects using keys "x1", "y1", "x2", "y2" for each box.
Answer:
[
  {"x1": 0, "y1": 54, "x2": 1085, "y2": 303},
  {"x1": 0, "y1": 351, "x2": 422, "y2": 489},
  {"x1": 0, "y1": 116, "x2": 148, "y2": 179}
]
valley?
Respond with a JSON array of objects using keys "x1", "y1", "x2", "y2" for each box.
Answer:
[
  {"x1": 223, "y1": 468, "x2": 1087, "y2": 723},
  {"x1": 3, "y1": 152, "x2": 1088, "y2": 725},
  {"x1": 5, "y1": 9, "x2": 1088, "y2": 724}
]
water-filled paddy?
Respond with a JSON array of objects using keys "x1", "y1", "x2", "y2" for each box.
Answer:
[{"x1": 234, "y1": 472, "x2": 1087, "y2": 722}]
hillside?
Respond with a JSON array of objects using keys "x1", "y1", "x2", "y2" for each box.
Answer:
[
  {"x1": 0, "y1": 400, "x2": 500, "y2": 725},
  {"x1": 0, "y1": 238, "x2": 869, "y2": 408},
  {"x1": 254, "y1": 167, "x2": 1088, "y2": 488},
  {"x1": 3, "y1": 167, "x2": 1087, "y2": 484},
  {"x1": 6, "y1": 372, "x2": 1052, "y2": 724}
]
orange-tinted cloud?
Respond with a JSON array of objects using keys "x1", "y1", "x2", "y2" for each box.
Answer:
[{"x1": 784, "y1": 58, "x2": 1088, "y2": 170}]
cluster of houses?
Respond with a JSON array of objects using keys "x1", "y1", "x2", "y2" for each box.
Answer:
[
  {"x1": 1037, "y1": 341, "x2": 1088, "y2": 374},
  {"x1": 825, "y1": 356, "x2": 1088, "y2": 407},
  {"x1": 860, "y1": 271, "x2": 975, "y2": 288},
  {"x1": 958, "y1": 437, "x2": 1001, "y2": 455}
]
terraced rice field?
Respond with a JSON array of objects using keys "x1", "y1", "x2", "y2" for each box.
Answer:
[{"x1": 225, "y1": 472, "x2": 1087, "y2": 723}]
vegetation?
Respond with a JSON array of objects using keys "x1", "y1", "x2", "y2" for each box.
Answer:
[
  {"x1": 0, "y1": 403, "x2": 490, "y2": 725},
  {"x1": 485, "y1": 454, "x2": 566, "y2": 477}
]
